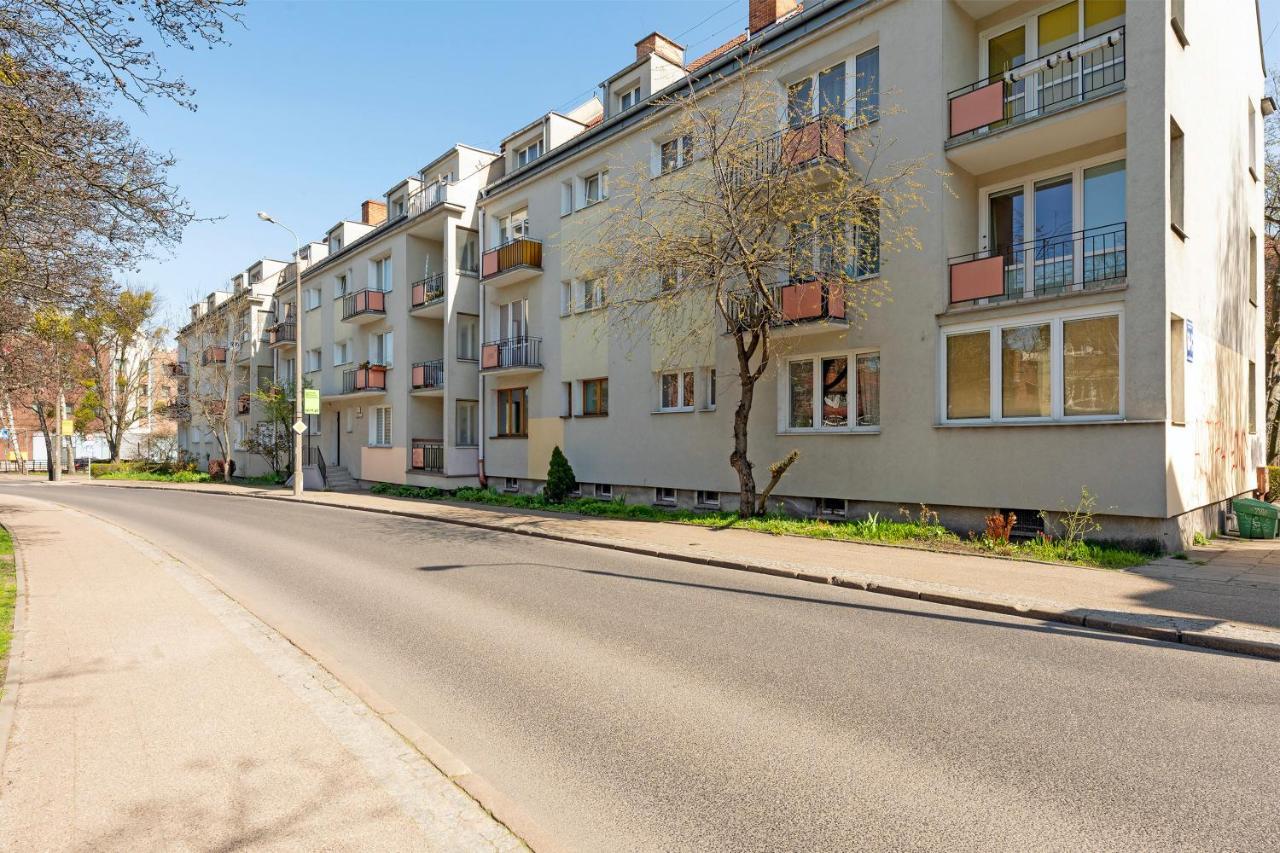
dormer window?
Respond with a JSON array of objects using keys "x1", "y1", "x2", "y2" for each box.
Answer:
[
  {"x1": 331, "y1": 235, "x2": 343, "y2": 253},
  {"x1": 392, "y1": 196, "x2": 406, "y2": 218},
  {"x1": 618, "y1": 85, "x2": 641, "y2": 112},
  {"x1": 516, "y1": 139, "x2": 543, "y2": 168}
]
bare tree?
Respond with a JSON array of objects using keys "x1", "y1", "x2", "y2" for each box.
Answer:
[
  {"x1": 1265, "y1": 70, "x2": 1280, "y2": 465},
  {"x1": 16, "y1": 309, "x2": 83, "y2": 480},
  {"x1": 568, "y1": 65, "x2": 927, "y2": 515},
  {"x1": 182, "y1": 303, "x2": 241, "y2": 482}
]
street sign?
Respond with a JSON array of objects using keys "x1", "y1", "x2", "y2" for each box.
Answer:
[
  {"x1": 291, "y1": 420, "x2": 308, "y2": 435},
  {"x1": 61, "y1": 419, "x2": 74, "y2": 435},
  {"x1": 303, "y1": 388, "x2": 320, "y2": 415}
]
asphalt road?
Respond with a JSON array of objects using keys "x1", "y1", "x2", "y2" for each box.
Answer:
[{"x1": 6, "y1": 482, "x2": 1279, "y2": 852}]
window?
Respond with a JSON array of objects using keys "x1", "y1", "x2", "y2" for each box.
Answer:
[
  {"x1": 1249, "y1": 361, "x2": 1257, "y2": 434},
  {"x1": 332, "y1": 341, "x2": 349, "y2": 366},
  {"x1": 560, "y1": 281, "x2": 573, "y2": 316},
  {"x1": 578, "y1": 277, "x2": 605, "y2": 312},
  {"x1": 943, "y1": 311, "x2": 1121, "y2": 423},
  {"x1": 504, "y1": 477, "x2": 520, "y2": 493},
  {"x1": 1249, "y1": 100, "x2": 1258, "y2": 180},
  {"x1": 369, "y1": 405, "x2": 392, "y2": 447},
  {"x1": 696, "y1": 490, "x2": 720, "y2": 508},
  {"x1": 456, "y1": 400, "x2": 478, "y2": 447},
  {"x1": 370, "y1": 331, "x2": 393, "y2": 367},
  {"x1": 854, "y1": 47, "x2": 879, "y2": 123},
  {"x1": 596, "y1": 483, "x2": 613, "y2": 499},
  {"x1": 659, "y1": 370, "x2": 696, "y2": 411},
  {"x1": 655, "y1": 487, "x2": 677, "y2": 506},
  {"x1": 561, "y1": 180, "x2": 575, "y2": 216},
  {"x1": 618, "y1": 85, "x2": 640, "y2": 111},
  {"x1": 516, "y1": 139, "x2": 543, "y2": 167},
  {"x1": 458, "y1": 231, "x2": 479, "y2": 274},
  {"x1": 581, "y1": 170, "x2": 607, "y2": 207},
  {"x1": 787, "y1": 47, "x2": 879, "y2": 127},
  {"x1": 819, "y1": 497, "x2": 847, "y2": 518},
  {"x1": 497, "y1": 388, "x2": 527, "y2": 436},
  {"x1": 702, "y1": 368, "x2": 717, "y2": 410},
  {"x1": 305, "y1": 348, "x2": 321, "y2": 373},
  {"x1": 372, "y1": 257, "x2": 392, "y2": 292},
  {"x1": 497, "y1": 299, "x2": 527, "y2": 340},
  {"x1": 498, "y1": 210, "x2": 529, "y2": 244},
  {"x1": 335, "y1": 273, "x2": 348, "y2": 297},
  {"x1": 784, "y1": 352, "x2": 880, "y2": 431},
  {"x1": 392, "y1": 197, "x2": 406, "y2": 218},
  {"x1": 457, "y1": 315, "x2": 479, "y2": 360},
  {"x1": 561, "y1": 381, "x2": 572, "y2": 417},
  {"x1": 582, "y1": 378, "x2": 608, "y2": 416},
  {"x1": 659, "y1": 135, "x2": 693, "y2": 174},
  {"x1": 1170, "y1": 119, "x2": 1185, "y2": 238},
  {"x1": 1170, "y1": 315, "x2": 1186, "y2": 425},
  {"x1": 1250, "y1": 230, "x2": 1259, "y2": 307},
  {"x1": 331, "y1": 236, "x2": 342, "y2": 253}
]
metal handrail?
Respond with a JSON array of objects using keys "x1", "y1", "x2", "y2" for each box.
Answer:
[
  {"x1": 411, "y1": 359, "x2": 445, "y2": 389},
  {"x1": 410, "y1": 273, "x2": 446, "y2": 308},
  {"x1": 481, "y1": 336, "x2": 542, "y2": 370},
  {"x1": 948, "y1": 221, "x2": 1127, "y2": 304},
  {"x1": 410, "y1": 438, "x2": 445, "y2": 472}
]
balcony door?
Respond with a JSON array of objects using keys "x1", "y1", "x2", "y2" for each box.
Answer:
[{"x1": 498, "y1": 299, "x2": 526, "y2": 341}]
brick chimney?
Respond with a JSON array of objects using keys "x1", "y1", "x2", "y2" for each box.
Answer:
[
  {"x1": 749, "y1": 0, "x2": 800, "y2": 34},
  {"x1": 361, "y1": 199, "x2": 387, "y2": 226},
  {"x1": 635, "y1": 32, "x2": 685, "y2": 66}
]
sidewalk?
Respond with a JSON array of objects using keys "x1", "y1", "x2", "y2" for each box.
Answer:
[
  {"x1": 0, "y1": 490, "x2": 525, "y2": 851},
  {"x1": 76, "y1": 479, "x2": 1280, "y2": 660}
]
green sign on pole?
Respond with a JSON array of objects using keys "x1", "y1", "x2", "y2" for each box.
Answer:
[{"x1": 303, "y1": 388, "x2": 320, "y2": 415}]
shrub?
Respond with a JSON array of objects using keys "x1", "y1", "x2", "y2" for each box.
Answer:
[
  {"x1": 984, "y1": 511, "x2": 1016, "y2": 544},
  {"x1": 544, "y1": 446, "x2": 576, "y2": 504},
  {"x1": 208, "y1": 458, "x2": 236, "y2": 479},
  {"x1": 1267, "y1": 467, "x2": 1280, "y2": 502}
]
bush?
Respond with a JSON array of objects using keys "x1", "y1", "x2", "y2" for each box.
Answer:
[
  {"x1": 1267, "y1": 466, "x2": 1280, "y2": 502},
  {"x1": 208, "y1": 458, "x2": 236, "y2": 479},
  {"x1": 544, "y1": 446, "x2": 576, "y2": 503}
]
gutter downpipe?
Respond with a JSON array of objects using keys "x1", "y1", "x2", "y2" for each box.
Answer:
[{"x1": 477, "y1": 206, "x2": 488, "y2": 488}]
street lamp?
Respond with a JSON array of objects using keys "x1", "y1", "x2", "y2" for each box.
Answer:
[{"x1": 258, "y1": 211, "x2": 306, "y2": 497}]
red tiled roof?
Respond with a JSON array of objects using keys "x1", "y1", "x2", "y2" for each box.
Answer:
[
  {"x1": 686, "y1": 34, "x2": 747, "y2": 73},
  {"x1": 584, "y1": 113, "x2": 604, "y2": 129}
]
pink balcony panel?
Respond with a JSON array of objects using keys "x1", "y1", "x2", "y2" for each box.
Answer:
[
  {"x1": 949, "y1": 81, "x2": 1004, "y2": 137},
  {"x1": 481, "y1": 250, "x2": 500, "y2": 278},
  {"x1": 949, "y1": 255, "x2": 1005, "y2": 303},
  {"x1": 481, "y1": 344, "x2": 500, "y2": 369},
  {"x1": 828, "y1": 284, "x2": 846, "y2": 319},
  {"x1": 781, "y1": 281, "x2": 822, "y2": 321},
  {"x1": 411, "y1": 447, "x2": 424, "y2": 469},
  {"x1": 411, "y1": 364, "x2": 425, "y2": 386}
]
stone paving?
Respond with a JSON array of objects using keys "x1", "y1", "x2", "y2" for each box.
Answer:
[{"x1": 0, "y1": 490, "x2": 526, "y2": 852}]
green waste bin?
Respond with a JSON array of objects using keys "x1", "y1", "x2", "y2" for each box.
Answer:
[{"x1": 1232, "y1": 497, "x2": 1279, "y2": 539}]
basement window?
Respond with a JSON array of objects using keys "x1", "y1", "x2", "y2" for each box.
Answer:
[
  {"x1": 696, "y1": 490, "x2": 720, "y2": 508},
  {"x1": 504, "y1": 477, "x2": 519, "y2": 493},
  {"x1": 655, "y1": 487, "x2": 677, "y2": 506},
  {"x1": 819, "y1": 497, "x2": 847, "y2": 518}
]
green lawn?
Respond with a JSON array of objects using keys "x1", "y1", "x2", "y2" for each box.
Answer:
[
  {"x1": 369, "y1": 483, "x2": 1154, "y2": 570},
  {"x1": 0, "y1": 526, "x2": 15, "y2": 696},
  {"x1": 93, "y1": 470, "x2": 211, "y2": 483}
]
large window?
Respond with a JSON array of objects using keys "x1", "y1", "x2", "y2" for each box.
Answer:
[
  {"x1": 457, "y1": 315, "x2": 479, "y2": 360},
  {"x1": 790, "y1": 211, "x2": 879, "y2": 281},
  {"x1": 582, "y1": 378, "x2": 608, "y2": 416},
  {"x1": 786, "y1": 46, "x2": 880, "y2": 128},
  {"x1": 659, "y1": 135, "x2": 694, "y2": 174},
  {"x1": 658, "y1": 370, "x2": 696, "y2": 411},
  {"x1": 369, "y1": 405, "x2": 392, "y2": 447},
  {"x1": 456, "y1": 400, "x2": 478, "y2": 446},
  {"x1": 497, "y1": 388, "x2": 527, "y2": 436},
  {"x1": 784, "y1": 351, "x2": 880, "y2": 432},
  {"x1": 943, "y1": 310, "x2": 1121, "y2": 422},
  {"x1": 372, "y1": 257, "x2": 392, "y2": 292}
]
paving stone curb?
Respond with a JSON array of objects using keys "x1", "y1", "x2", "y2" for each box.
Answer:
[{"x1": 88, "y1": 481, "x2": 1280, "y2": 662}]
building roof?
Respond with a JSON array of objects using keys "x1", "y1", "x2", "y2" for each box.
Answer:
[{"x1": 687, "y1": 34, "x2": 747, "y2": 72}]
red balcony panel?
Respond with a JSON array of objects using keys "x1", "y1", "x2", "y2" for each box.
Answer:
[
  {"x1": 356, "y1": 290, "x2": 385, "y2": 314},
  {"x1": 949, "y1": 81, "x2": 1005, "y2": 137},
  {"x1": 482, "y1": 250, "x2": 499, "y2": 278},
  {"x1": 780, "y1": 118, "x2": 846, "y2": 168},
  {"x1": 357, "y1": 367, "x2": 387, "y2": 391},
  {"x1": 411, "y1": 446, "x2": 424, "y2": 469},
  {"x1": 781, "y1": 281, "x2": 823, "y2": 321},
  {"x1": 949, "y1": 255, "x2": 1005, "y2": 303},
  {"x1": 481, "y1": 344, "x2": 500, "y2": 370},
  {"x1": 412, "y1": 364, "x2": 425, "y2": 386}
]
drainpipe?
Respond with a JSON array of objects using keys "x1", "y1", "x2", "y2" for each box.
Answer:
[{"x1": 477, "y1": 206, "x2": 488, "y2": 488}]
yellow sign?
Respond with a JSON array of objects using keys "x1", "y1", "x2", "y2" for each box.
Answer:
[
  {"x1": 303, "y1": 388, "x2": 320, "y2": 415},
  {"x1": 61, "y1": 419, "x2": 74, "y2": 435}
]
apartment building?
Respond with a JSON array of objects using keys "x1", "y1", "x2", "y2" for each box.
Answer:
[
  {"x1": 268, "y1": 145, "x2": 500, "y2": 487},
  {"x1": 175, "y1": 259, "x2": 286, "y2": 475},
  {"x1": 471, "y1": 0, "x2": 1268, "y2": 549}
]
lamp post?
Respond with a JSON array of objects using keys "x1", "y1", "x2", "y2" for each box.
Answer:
[{"x1": 258, "y1": 211, "x2": 306, "y2": 497}]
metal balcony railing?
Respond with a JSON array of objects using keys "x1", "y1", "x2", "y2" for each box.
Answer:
[
  {"x1": 480, "y1": 336, "x2": 542, "y2": 371},
  {"x1": 201, "y1": 346, "x2": 227, "y2": 366},
  {"x1": 341, "y1": 289, "x2": 387, "y2": 320},
  {"x1": 342, "y1": 365, "x2": 388, "y2": 394},
  {"x1": 407, "y1": 181, "x2": 453, "y2": 217},
  {"x1": 236, "y1": 394, "x2": 251, "y2": 415},
  {"x1": 948, "y1": 222, "x2": 1127, "y2": 305},
  {"x1": 724, "y1": 279, "x2": 849, "y2": 330},
  {"x1": 269, "y1": 322, "x2": 296, "y2": 345},
  {"x1": 735, "y1": 117, "x2": 848, "y2": 182},
  {"x1": 411, "y1": 359, "x2": 444, "y2": 390},
  {"x1": 481, "y1": 237, "x2": 542, "y2": 280},
  {"x1": 948, "y1": 26, "x2": 1125, "y2": 142},
  {"x1": 410, "y1": 439, "x2": 444, "y2": 472},
  {"x1": 410, "y1": 274, "x2": 445, "y2": 309}
]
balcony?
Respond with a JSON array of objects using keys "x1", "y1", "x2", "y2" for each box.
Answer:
[
  {"x1": 168, "y1": 361, "x2": 187, "y2": 377},
  {"x1": 946, "y1": 27, "x2": 1125, "y2": 174},
  {"x1": 201, "y1": 346, "x2": 227, "y2": 366},
  {"x1": 341, "y1": 289, "x2": 387, "y2": 324},
  {"x1": 410, "y1": 359, "x2": 445, "y2": 394},
  {"x1": 948, "y1": 222, "x2": 1126, "y2": 308},
  {"x1": 725, "y1": 280, "x2": 848, "y2": 333},
  {"x1": 481, "y1": 237, "x2": 542, "y2": 286},
  {"x1": 480, "y1": 336, "x2": 543, "y2": 375},
  {"x1": 341, "y1": 365, "x2": 388, "y2": 396},
  {"x1": 268, "y1": 322, "x2": 296, "y2": 348},
  {"x1": 735, "y1": 117, "x2": 847, "y2": 184},
  {"x1": 236, "y1": 394, "x2": 251, "y2": 416},
  {"x1": 410, "y1": 438, "x2": 444, "y2": 473},
  {"x1": 410, "y1": 273, "x2": 446, "y2": 318}
]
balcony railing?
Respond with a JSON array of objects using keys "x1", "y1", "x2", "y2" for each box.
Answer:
[
  {"x1": 948, "y1": 222, "x2": 1127, "y2": 306},
  {"x1": 341, "y1": 288, "x2": 387, "y2": 321},
  {"x1": 410, "y1": 273, "x2": 446, "y2": 309},
  {"x1": 201, "y1": 346, "x2": 227, "y2": 366},
  {"x1": 407, "y1": 181, "x2": 454, "y2": 217},
  {"x1": 269, "y1": 322, "x2": 296, "y2": 346},
  {"x1": 411, "y1": 359, "x2": 444, "y2": 390},
  {"x1": 724, "y1": 279, "x2": 848, "y2": 330},
  {"x1": 948, "y1": 26, "x2": 1125, "y2": 142},
  {"x1": 342, "y1": 365, "x2": 388, "y2": 394},
  {"x1": 410, "y1": 438, "x2": 444, "y2": 472},
  {"x1": 481, "y1": 237, "x2": 542, "y2": 280},
  {"x1": 237, "y1": 394, "x2": 251, "y2": 415},
  {"x1": 736, "y1": 117, "x2": 848, "y2": 181},
  {"x1": 481, "y1": 336, "x2": 542, "y2": 371}
]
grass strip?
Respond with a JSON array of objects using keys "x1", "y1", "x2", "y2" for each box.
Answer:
[{"x1": 0, "y1": 526, "x2": 15, "y2": 694}]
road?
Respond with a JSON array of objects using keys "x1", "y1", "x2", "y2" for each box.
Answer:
[{"x1": 4, "y1": 482, "x2": 1278, "y2": 852}]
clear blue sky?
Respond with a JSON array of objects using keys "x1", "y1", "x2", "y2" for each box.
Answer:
[
  {"x1": 129, "y1": 0, "x2": 1280, "y2": 321},
  {"x1": 127, "y1": 0, "x2": 747, "y2": 319}
]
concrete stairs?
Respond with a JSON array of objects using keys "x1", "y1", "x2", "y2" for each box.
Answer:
[{"x1": 323, "y1": 465, "x2": 358, "y2": 493}]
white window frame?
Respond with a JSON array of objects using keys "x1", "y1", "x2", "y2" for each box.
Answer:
[
  {"x1": 371, "y1": 255, "x2": 393, "y2": 293},
  {"x1": 303, "y1": 287, "x2": 321, "y2": 311},
  {"x1": 560, "y1": 180, "x2": 575, "y2": 216},
  {"x1": 783, "y1": 45, "x2": 880, "y2": 128},
  {"x1": 305, "y1": 348, "x2": 322, "y2": 374},
  {"x1": 778, "y1": 348, "x2": 881, "y2": 435},
  {"x1": 370, "y1": 331, "x2": 394, "y2": 368},
  {"x1": 939, "y1": 304, "x2": 1125, "y2": 425},
  {"x1": 618, "y1": 84, "x2": 641, "y2": 112},
  {"x1": 579, "y1": 169, "x2": 608, "y2": 208},
  {"x1": 696, "y1": 490, "x2": 720, "y2": 508},
  {"x1": 456, "y1": 399, "x2": 478, "y2": 447},
  {"x1": 656, "y1": 134, "x2": 694, "y2": 175},
  {"x1": 457, "y1": 314, "x2": 479, "y2": 361},
  {"x1": 516, "y1": 139, "x2": 543, "y2": 168},
  {"x1": 595, "y1": 483, "x2": 613, "y2": 499},
  {"x1": 498, "y1": 210, "x2": 529, "y2": 245},
  {"x1": 334, "y1": 272, "x2": 348, "y2": 299},
  {"x1": 656, "y1": 369, "x2": 697, "y2": 413},
  {"x1": 333, "y1": 340, "x2": 352, "y2": 366},
  {"x1": 369, "y1": 405, "x2": 392, "y2": 447},
  {"x1": 655, "y1": 486, "x2": 677, "y2": 506}
]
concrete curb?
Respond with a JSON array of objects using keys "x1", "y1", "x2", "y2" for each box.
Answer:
[
  {"x1": 0, "y1": 519, "x2": 30, "y2": 771},
  {"x1": 86, "y1": 481, "x2": 1280, "y2": 662}
]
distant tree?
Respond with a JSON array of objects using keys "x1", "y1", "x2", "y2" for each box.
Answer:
[
  {"x1": 16, "y1": 309, "x2": 82, "y2": 480},
  {"x1": 183, "y1": 304, "x2": 239, "y2": 482},
  {"x1": 243, "y1": 382, "x2": 297, "y2": 480},
  {"x1": 544, "y1": 446, "x2": 577, "y2": 503}
]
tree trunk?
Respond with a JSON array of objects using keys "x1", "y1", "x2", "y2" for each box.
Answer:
[
  {"x1": 3, "y1": 395, "x2": 24, "y2": 475},
  {"x1": 730, "y1": 376, "x2": 757, "y2": 516}
]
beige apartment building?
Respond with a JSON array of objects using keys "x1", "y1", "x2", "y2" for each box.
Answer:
[{"x1": 471, "y1": 0, "x2": 1268, "y2": 549}]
